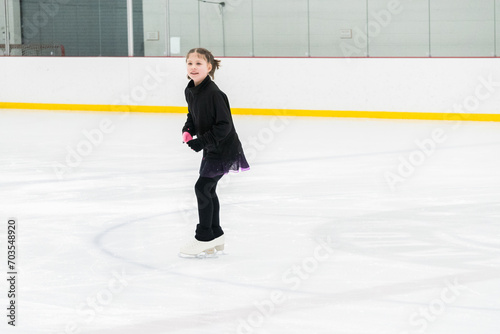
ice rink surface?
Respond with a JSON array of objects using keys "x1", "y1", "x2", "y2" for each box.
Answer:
[{"x1": 1, "y1": 109, "x2": 500, "y2": 334}]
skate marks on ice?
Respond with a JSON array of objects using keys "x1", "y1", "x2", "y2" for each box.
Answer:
[
  {"x1": 89, "y1": 210, "x2": 500, "y2": 334},
  {"x1": 321, "y1": 202, "x2": 500, "y2": 271},
  {"x1": 84, "y1": 251, "x2": 500, "y2": 334},
  {"x1": 313, "y1": 202, "x2": 500, "y2": 307},
  {"x1": 92, "y1": 206, "x2": 321, "y2": 295}
]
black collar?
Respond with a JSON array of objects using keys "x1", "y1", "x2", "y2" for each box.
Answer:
[{"x1": 187, "y1": 75, "x2": 212, "y2": 95}]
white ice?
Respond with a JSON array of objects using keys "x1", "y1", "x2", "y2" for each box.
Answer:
[{"x1": 1, "y1": 109, "x2": 500, "y2": 334}]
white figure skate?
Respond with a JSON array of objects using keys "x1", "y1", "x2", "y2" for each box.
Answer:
[
  {"x1": 213, "y1": 234, "x2": 225, "y2": 253},
  {"x1": 179, "y1": 235, "x2": 225, "y2": 258},
  {"x1": 179, "y1": 238, "x2": 217, "y2": 258}
]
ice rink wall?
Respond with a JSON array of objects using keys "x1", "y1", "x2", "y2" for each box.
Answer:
[{"x1": 1, "y1": 57, "x2": 500, "y2": 121}]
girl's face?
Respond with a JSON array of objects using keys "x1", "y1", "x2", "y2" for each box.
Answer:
[{"x1": 186, "y1": 53, "x2": 212, "y2": 86}]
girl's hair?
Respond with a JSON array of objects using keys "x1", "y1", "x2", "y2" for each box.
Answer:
[{"x1": 186, "y1": 48, "x2": 221, "y2": 79}]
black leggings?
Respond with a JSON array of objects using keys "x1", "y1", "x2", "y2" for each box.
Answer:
[{"x1": 194, "y1": 175, "x2": 223, "y2": 241}]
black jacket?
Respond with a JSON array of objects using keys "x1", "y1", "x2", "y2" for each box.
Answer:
[{"x1": 183, "y1": 75, "x2": 243, "y2": 161}]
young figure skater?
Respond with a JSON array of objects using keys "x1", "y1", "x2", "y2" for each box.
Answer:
[{"x1": 180, "y1": 48, "x2": 249, "y2": 256}]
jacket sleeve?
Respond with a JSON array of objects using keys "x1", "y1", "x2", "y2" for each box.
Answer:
[
  {"x1": 200, "y1": 92, "x2": 232, "y2": 147},
  {"x1": 182, "y1": 111, "x2": 195, "y2": 135},
  {"x1": 182, "y1": 89, "x2": 196, "y2": 135}
]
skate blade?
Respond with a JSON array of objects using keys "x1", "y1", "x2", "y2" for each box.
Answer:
[
  {"x1": 178, "y1": 247, "x2": 218, "y2": 259},
  {"x1": 214, "y1": 245, "x2": 226, "y2": 255}
]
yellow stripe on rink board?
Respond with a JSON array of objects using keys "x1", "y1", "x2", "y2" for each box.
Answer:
[
  {"x1": 1, "y1": 102, "x2": 500, "y2": 122},
  {"x1": 0, "y1": 102, "x2": 187, "y2": 114},
  {"x1": 231, "y1": 108, "x2": 500, "y2": 122}
]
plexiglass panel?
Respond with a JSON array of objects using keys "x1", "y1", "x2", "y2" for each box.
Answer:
[
  {"x1": 1, "y1": 0, "x2": 500, "y2": 57},
  {"x1": 168, "y1": 0, "x2": 199, "y2": 56},
  {"x1": 0, "y1": 0, "x2": 6, "y2": 54},
  {"x1": 368, "y1": 0, "x2": 430, "y2": 57},
  {"x1": 430, "y1": 0, "x2": 495, "y2": 57},
  {"x1": 252, "y1": 0, "x2": 309, "y2": 56},
  {"x1": 221, "y1": 0, "x2": 253, "y2": 56},
  {"x1": 309, "y1": 0, "x2": 367, "y2": 57}
]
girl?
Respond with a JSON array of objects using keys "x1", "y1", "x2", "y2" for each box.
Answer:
[{"x1": 180, "y1": 48, "x2": 249, "y2": 256}]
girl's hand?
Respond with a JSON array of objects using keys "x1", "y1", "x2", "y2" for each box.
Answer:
[
  {"x1": 187, "y1": 138, "x2": 204, "y2": 152},
  {"x1": 182, "y1": 132, "x2": 193, "y2": 143}
]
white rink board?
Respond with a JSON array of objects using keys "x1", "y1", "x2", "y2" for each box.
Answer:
[{"x1": 1, "y1": 57, "x2": 500, "y2": 114}]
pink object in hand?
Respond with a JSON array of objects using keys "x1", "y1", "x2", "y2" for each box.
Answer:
[{"x1": 182, "y1": 132, "x2": 193, "y2": 143}]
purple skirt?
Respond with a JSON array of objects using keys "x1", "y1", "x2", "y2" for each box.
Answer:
[{"x1": 199, "y1": 153, "x2": 250, "y2": 178}]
